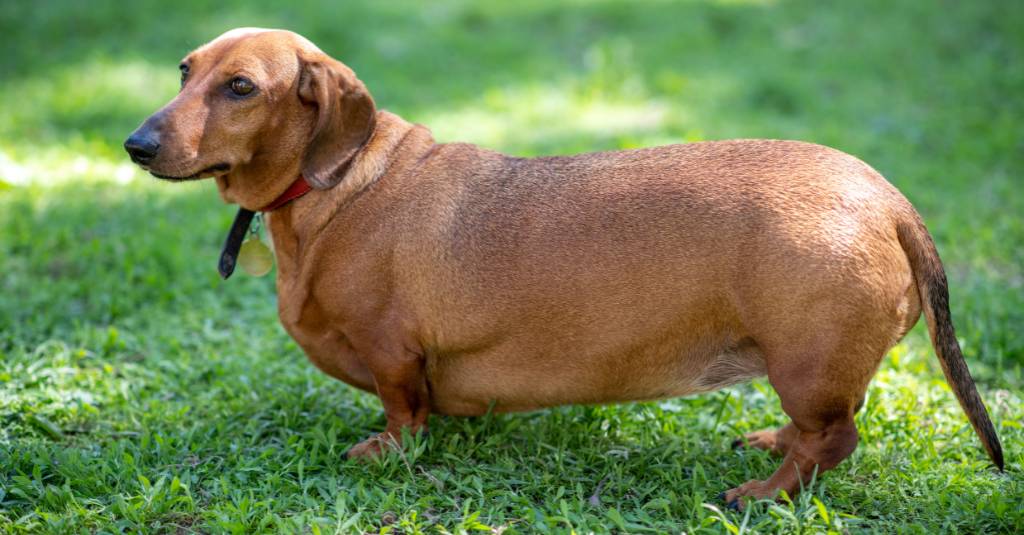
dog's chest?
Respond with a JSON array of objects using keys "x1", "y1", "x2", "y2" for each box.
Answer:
[{"x1": 270, "y1": 254, "x2": 376, "y2": 392}]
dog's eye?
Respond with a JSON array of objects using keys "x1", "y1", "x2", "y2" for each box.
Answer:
[
  {"x1": 229, "y1": 77, "x2": 255, "y2": 97},
  {"x1": 179, "y1": 64, "x2": 189, "y2": 87}
]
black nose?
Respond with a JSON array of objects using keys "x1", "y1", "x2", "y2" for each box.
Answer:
[{"x1": 124, "y1": 133, "x2": 160, "y2": 165}]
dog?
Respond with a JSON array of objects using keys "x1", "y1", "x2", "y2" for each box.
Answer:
[{"x1": 124, "y1": 28, "x2": 1002, "y2": 508}]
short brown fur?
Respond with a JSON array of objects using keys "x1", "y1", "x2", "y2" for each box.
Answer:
[{"x1": 127, "y1": 29, "x2": 1003, "y2": 507}]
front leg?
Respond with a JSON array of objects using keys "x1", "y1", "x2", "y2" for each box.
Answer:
[{"x1": 346, "y1": 342, "x2": 431, "y2": 460}]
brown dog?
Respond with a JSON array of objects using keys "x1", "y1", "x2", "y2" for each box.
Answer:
[{"x1": 125, "y1": 28, "x2": 1003, "y2": 507}]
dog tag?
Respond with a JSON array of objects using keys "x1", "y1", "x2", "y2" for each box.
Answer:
[{"x1": 238, "y1": 237, "x2": 274, "y2": 276}]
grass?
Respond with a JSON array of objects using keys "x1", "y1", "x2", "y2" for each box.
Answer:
[{"x1": 1, "y1": 0, "x2": 1022, "y2": 532}]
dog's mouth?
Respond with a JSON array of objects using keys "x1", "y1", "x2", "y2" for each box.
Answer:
[{"x1": 149, "y1": 163, "x2": 231, "y2": 182}]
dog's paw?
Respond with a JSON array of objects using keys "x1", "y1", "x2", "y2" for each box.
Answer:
[
  {"x1": 721, "y1": 479, "x2": 779, "y2": 510},
  {"x1": 344, "y1": 433, "x2": 396, "y2": 460},
  {"x1": 734, "y1": 429, "x2": 778, "y2": 452},
  {"x1": 716, "y1": 491, "x2": 742, "y2": 511}
]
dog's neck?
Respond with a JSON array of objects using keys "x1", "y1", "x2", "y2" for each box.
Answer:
[
  {"x1": 270, "y1": 110, "x2": 417, "y2": 229},
  {"x1": 262, "y1": 110, "x2": 423, "y2": 271},
  {"x1": 214, "y1": 145, "x2": 303, "y2": 213}
]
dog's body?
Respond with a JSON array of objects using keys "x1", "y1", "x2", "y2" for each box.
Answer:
[
  {"x1": 274, "y1": 112, "x2": 915, "y2": 416},
  {"x1": 126, "y1": 28, "x2": 1002, "y2": 507}
]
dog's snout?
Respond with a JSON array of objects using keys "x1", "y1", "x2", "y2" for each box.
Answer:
[{"x1": 124, "y1": 131, "x2": 161, "y2": 165}]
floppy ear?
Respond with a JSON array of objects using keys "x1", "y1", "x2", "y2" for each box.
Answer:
[{"x1": 298, "y1": 57, "x2": 376, "y2": 189}]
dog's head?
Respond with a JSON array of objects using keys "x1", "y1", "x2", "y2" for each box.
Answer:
[{"x1": 124, "y1": 28, "x2": 375, "y2": 207}]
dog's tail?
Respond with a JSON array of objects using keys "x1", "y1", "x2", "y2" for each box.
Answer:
[{"x1": 896, "y1": 214, "x2": 1003, "y2": 470}]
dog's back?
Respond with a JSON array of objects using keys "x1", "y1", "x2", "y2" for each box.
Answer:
[{"x1": 407, "y1": 140, "x2": 917, "y2": 415}]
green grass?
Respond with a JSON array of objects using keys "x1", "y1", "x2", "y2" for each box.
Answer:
[{"x1": 1, "y1": 0, "x2": 1022, "y2": 532}]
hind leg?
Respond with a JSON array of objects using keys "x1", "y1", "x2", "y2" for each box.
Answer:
[
  {"x1": 734, "y1": 394, "x2": 865, "y2": 456},
  {"x1": 723, "y1": 415, "x2": 858, "y2": 506},
  {"x1": 723, "y1": 337, "x2": 884, "y2": 508}
]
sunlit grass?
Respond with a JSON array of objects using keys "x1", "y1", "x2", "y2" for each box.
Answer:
[
  {"x1": 0, "y1": 149, "x2": 142, "y2": 186},
  {"x1": 423, "y1": 82, "x2": 677, "y2": 154},
  {"x1": 0, "y1": 60, "x2": 172, "y2": 151},
  {"x1": 0, "y1": 58, "x2": 173, "y2": 187}
]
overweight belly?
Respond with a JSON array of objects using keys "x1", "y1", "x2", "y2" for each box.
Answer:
[{"x1": 425, "y1": 336, "x2": 766, "y2": 416}]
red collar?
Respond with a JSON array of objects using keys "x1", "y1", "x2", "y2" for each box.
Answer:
[{"x1": 260, "y1": 176, "x2": 313, "y2": 212}]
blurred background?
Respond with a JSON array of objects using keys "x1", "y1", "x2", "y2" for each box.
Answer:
[{"x1": 1, "y1": 0, "x2": 1021, "y2": 532}]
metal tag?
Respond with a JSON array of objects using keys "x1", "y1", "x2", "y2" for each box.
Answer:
[{"x1": 238, "y1": 237, "x2": 274, "y2": 277}]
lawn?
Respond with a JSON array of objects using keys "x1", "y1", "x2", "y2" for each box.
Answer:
[{"x1": 1, "y1": 0, "x2": 1022, "y2": 533}]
